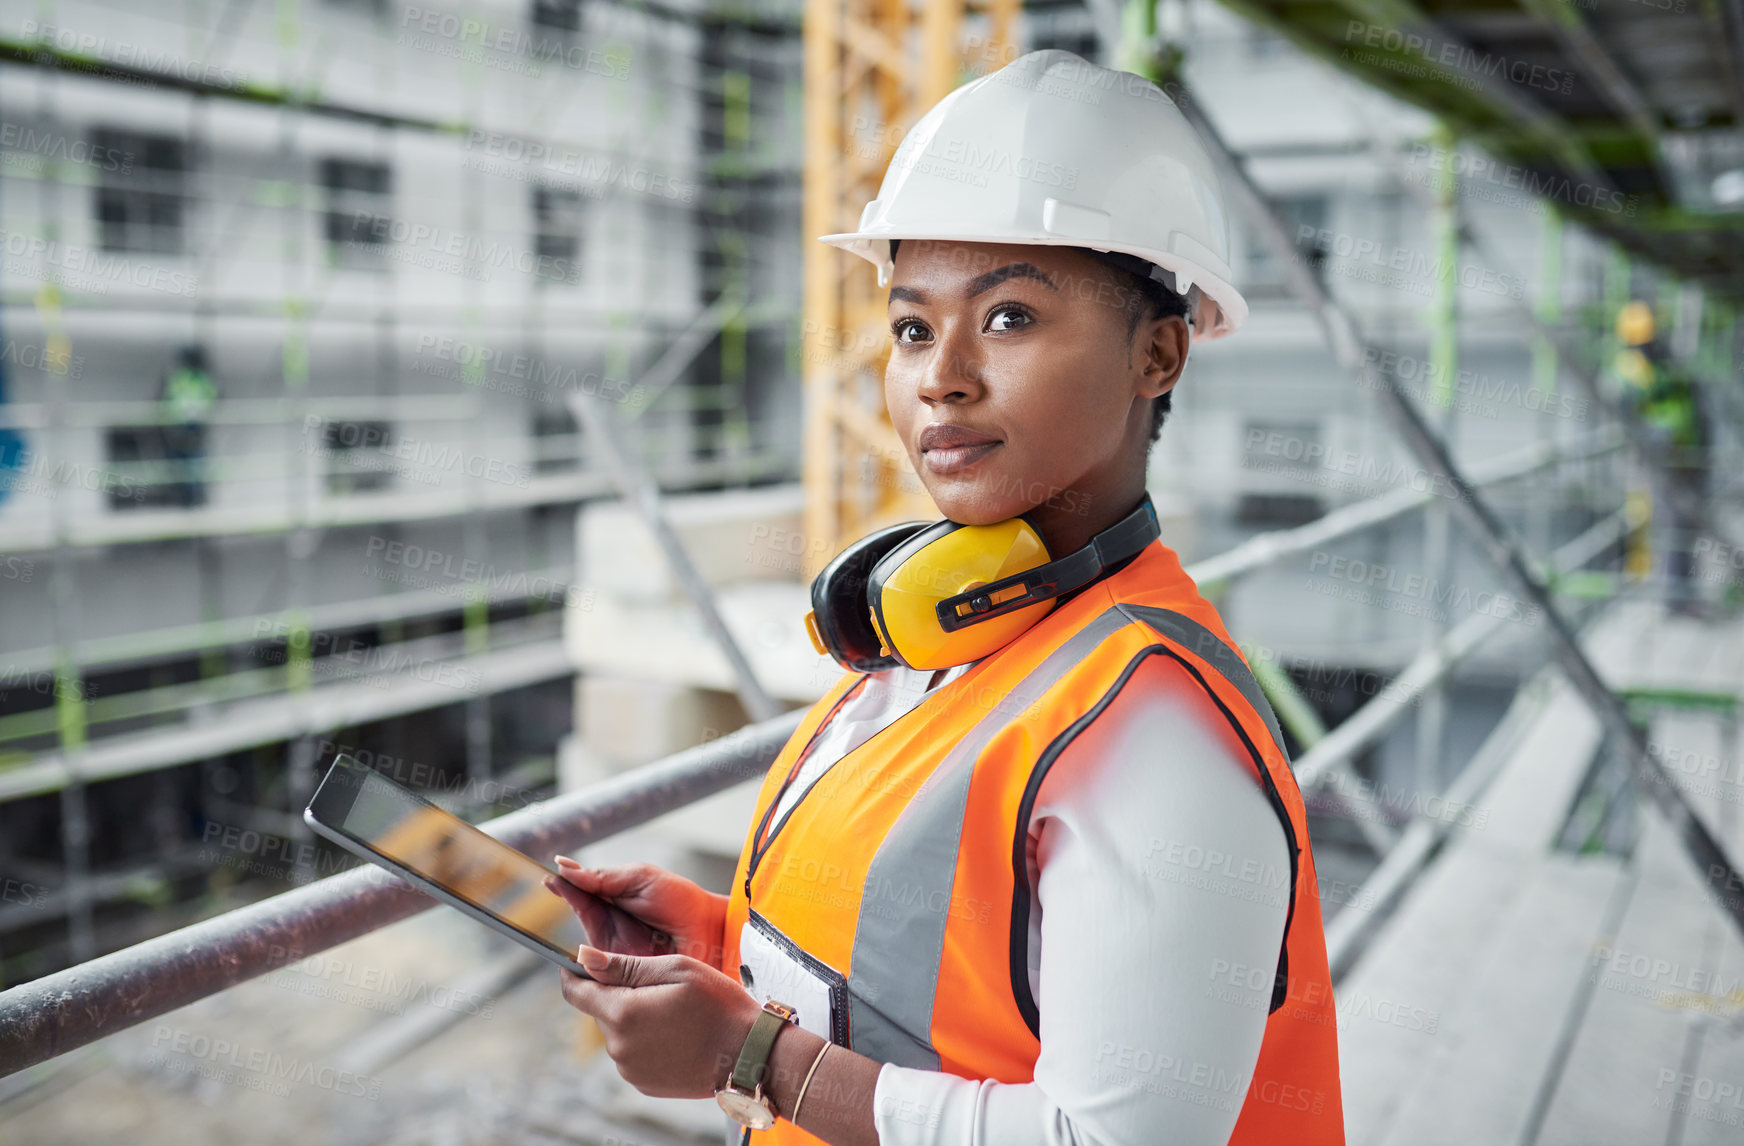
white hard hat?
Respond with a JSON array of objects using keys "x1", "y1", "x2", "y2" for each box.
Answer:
[{"x1": 818, "y1": 49, "x2": 1247, "y2": 340}]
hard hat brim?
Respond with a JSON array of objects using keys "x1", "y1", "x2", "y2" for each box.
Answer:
[{"x1": 816, "y1": 231, "x2": 1248, "y2": 341}]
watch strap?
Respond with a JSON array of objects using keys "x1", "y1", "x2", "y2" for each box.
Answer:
[{"x1": 730, "y1": 1006, "x2": 790, "y2": 1092}]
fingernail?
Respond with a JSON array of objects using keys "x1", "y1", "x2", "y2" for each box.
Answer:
[
  {"x1": 577, "y1": 945, "x2": 609, "y2": 972},
  {"x1": 555, "y1": 854, "x2": 579, "y2": 866}
]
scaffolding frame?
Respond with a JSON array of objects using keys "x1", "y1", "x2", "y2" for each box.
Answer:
[
  {"x1": 0, "y1": 2, "x2": 806, "y2": 976},
  {"x1": 1147, "y1": 53, "x2": 1744, "y2": 938}
]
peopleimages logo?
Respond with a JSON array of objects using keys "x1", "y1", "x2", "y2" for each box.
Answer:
[
  {"x1": 301, "y1": 416, "x2": 532, "y2": 488},
  {"x1": 147, "y1": 1025, "x2": 384, "y2": 1100},
  {"x1": 400, "y1": 7, "x2": 631, "y2": 77},
  {"x1": 1295, "y1": 225, "x2": 1526, "y2": 301},
  {"x1": 1307, "y1": 551, "x2": 1542, "y2": 627},
  {"x1": 1343, "y1": 21, "x2": 1574, "y2": 96},
  {"x1": 0, "y1": 122, "x2": 132, "y2": 172},
  {"x1": 464, "y1": 131, "x2": 696, "y2": 204},
  {"x1": 0, "y1": 228, "x2": 199, "y2": 296},
  {"x1": 1404, "y1": 143, "x2": 1638, "y2": 217},
  {"x1": 0, "y1": 338, "x2": 86, "y2": 378},
  {"x1": 889, "y1": 129, "x2": 1079, "y2": 190},
  {"x1": 413, "y1": 333, "x2": 642, "y2": 406},
  {"x1": 19, "y1": 21, "x2": 247, "y2": 89},
  {"x1": 353, "y1": 214, "x2": 576, "y2": 284}
]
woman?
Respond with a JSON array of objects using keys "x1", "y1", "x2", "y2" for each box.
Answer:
[{"x1": 545, "y1": 50, "x2": 1344, "y2": 1146}]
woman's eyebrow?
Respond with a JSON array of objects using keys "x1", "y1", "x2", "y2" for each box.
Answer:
[{"x1": 888, "y1": 262, "x2": 1060, "y2": 306}]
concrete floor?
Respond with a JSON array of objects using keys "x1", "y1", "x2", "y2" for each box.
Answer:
[{"x1": 1338, "y1": 598, "x2": 1744, "y2": 1146}]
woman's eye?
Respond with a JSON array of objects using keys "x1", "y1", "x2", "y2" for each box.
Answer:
[{"x1": 892, "y1": 307, "x2": 1028, "y2": 342}]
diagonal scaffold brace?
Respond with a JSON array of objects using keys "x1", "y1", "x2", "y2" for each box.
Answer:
[{"x1": 1152, "y1": 57, "x2": 1744, "y2": 942}]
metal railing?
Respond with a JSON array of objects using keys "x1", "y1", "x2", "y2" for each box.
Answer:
[{"x1": 0, "y1": 707, "x2": 804, "y2": 1078}]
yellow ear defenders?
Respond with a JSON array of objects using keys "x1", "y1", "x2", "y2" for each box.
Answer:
[{"x1": 803, "y1": 494, "x2": 1162, "y2": 672}]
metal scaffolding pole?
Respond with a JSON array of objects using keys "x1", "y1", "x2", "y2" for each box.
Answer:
[
  {"x1": 1157, "y1": 62, "x2": 1744, "y2": 939},
  {"x1": 1416, "y1": 119, "x2": 1458, "y2": 803},
  {"x1": 278, "y1": 19, "x2": 320, "y2": 888},
  {"x1": 461, "y1": 40, "x2": 494, "y2": 792},
  {"x1": 32, "y1": 45, "x2": 96, "y2": 965},
  {"x1": 566, "y1": 309, "x2": 783, "y2": 722}
]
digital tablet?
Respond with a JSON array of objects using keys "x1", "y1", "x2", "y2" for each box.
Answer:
[{"x1": 304, "y1": 752, "x2": 670, "y2": 978}]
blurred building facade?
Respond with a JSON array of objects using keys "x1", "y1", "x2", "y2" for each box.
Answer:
[{"x1": 0, "y1": 0, "x2": 804, "y2": 980}]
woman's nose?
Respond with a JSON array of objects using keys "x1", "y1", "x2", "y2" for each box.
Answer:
[{"x1": 915, "y1": 323, "x2": 986, "y2": 406}]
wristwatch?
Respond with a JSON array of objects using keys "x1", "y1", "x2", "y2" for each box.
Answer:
[{"x1": 715, "y1": 999, "x2": 798, "y2": 1129}]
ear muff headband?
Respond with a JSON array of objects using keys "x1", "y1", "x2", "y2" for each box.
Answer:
[
  {"x1": 874, "y1": 495, "x2": 1160, "y2": 669},
  {"x1": 804, "y1": 495, "x2": 1163, "y2": 673},
  {"x1": 934, "y1": 495, "x2": 1160, "y2": 631}
]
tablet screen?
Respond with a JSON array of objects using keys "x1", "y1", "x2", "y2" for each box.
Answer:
[{"x1": 323, "y1": 756, "x2": 585, "y2": 960}]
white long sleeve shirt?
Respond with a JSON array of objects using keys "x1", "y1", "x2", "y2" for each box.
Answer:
[{"x1": 754, "y1": 652, "x2": 1291, "y2": 1146}]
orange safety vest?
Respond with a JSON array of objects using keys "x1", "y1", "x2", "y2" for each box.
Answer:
[{"x1": 722, "y1": 537, "x2": 1345, "y2": 1144}]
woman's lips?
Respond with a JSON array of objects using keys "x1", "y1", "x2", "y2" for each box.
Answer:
[{"x1": 923, "y1": 440, "x2": 1001, "y2": 475}]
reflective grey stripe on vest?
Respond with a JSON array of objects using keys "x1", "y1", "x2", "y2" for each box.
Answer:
[
  {"x1": 843, "y1": 604, "x2": 1291, "y2": 1068},
  {"x1": 1114, "y1": 604, "x2": 1290, "y2": 762},
  {"x1": 845, "y1": 606, "x2": 1133, "y2": 1068}
]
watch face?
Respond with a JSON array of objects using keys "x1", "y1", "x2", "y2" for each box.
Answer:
[{"x1": 716, "y1": 1087, "x2": 778, "y2": 1130}]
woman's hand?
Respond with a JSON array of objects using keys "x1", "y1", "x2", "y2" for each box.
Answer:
[
  {"x1": 548, "y1": 857, "x2": 729, "y2": 967},
  {"x1": 557, "y1": 946, "x2": 764, "y2": 1099},
  {"x1": 543, "y1": 872, "x2": 674, "y2": 958}
]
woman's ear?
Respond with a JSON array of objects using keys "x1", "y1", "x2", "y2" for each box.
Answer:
[{"x1": 1140, "y1": 312, "x2": 1191, "y2": 401}]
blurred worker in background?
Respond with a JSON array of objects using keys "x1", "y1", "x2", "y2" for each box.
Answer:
[
  {"x1": 1614, "y1": 301, "x2": 1710, "y2": 616},
  {"x1": 159, "y1": 343, "x2": 217, "y2": 508},
  {"x1": 544, "y1": 49, "x2": 1344, "y2": 1146}
]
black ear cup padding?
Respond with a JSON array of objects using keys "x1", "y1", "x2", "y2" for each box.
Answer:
[{"x1": 810, "y1": 520, "x2": 932, "y2": 672}]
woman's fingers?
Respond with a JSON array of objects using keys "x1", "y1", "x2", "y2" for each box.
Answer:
[
  {"x1": 546, "y1": 874, "x2": 675, "y2": 956},
  {"x1": 551, "y1": 859, "x2": 656, "y2": 901},
  {"x1": 548, "y1": 862, "x2": 708, "y2": 955},
  {"x1": 550, "y1": 860, "x2": 605, "y2": 891},
  {"x1": 543, "y1": 873, "x2": 594, "y2": 913},
  {"x1": 583, "y1": 950, "x2": 695, "y2": 989},
  {"x1": 557, "y1": 952, "x2": 693, "y2": 1019},
  {"x1": 558, "y1": 968, "x2": 615, "y2": 1020},
  {"x1": 547, "y1": 866, "x2": 647, "y2": 919},
  {"x1": 544, "y1": 875, "x2": 618, "y2": 933}
]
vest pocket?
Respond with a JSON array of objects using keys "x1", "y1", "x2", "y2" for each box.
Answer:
[{"x1": 741, "y1": 909, "x2": 851, "y2": 1047}]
